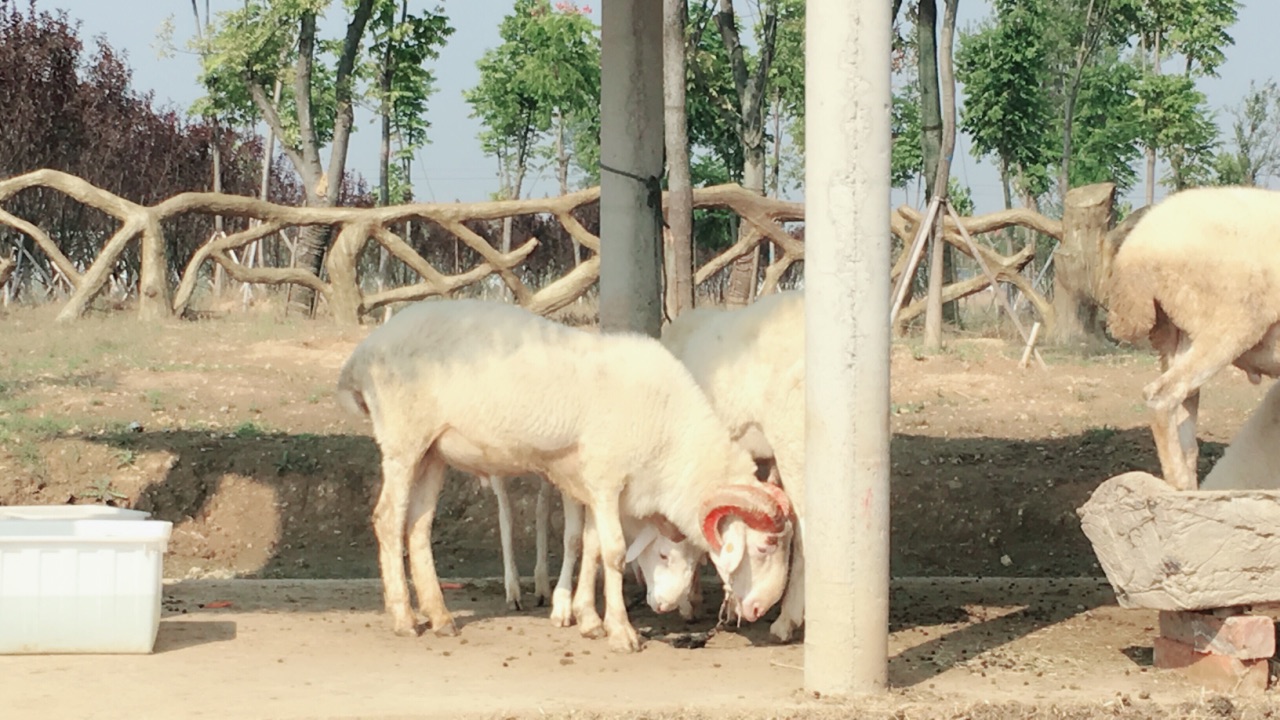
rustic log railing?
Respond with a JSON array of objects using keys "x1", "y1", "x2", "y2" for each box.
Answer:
[{"x1": 0, "y1": 169, "x2": 1096, "y2": 331}]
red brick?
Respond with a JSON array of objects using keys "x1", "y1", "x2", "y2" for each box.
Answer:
[
  {"x1": 1152, "y1": 637, "x2": 1270, "y2": 695},
  {"x1": 1158, "y1": 610, "x2": 1275, "y2": 659}
]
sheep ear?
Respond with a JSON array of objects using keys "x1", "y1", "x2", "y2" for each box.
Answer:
[
  {"x1": 625, "y1": 524, "x2": 660, "y2": 564},
  {"x1": 716, "y1": 522, "x2": 746, "y2": 574}
]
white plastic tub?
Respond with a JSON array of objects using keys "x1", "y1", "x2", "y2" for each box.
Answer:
[{"x1": 0, "y1": 504, "x2": 173, "y2": 654}]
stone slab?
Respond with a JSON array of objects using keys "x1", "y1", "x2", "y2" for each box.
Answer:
[{"x1": 1077, "y1": 471, "x2": 1280, "y2": 611}]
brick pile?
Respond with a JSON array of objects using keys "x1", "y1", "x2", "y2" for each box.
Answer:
[{"x1": 1153, "y1": 608, "x2": 1276, "y2": 695}]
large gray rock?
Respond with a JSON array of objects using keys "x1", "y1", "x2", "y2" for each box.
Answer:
[{"x1": 1078, "y1": 471, "x2": 1280, "y2": 611}]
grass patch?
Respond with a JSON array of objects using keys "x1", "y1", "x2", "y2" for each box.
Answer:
[
  {"x1": 1081, "y1": 425, "x2": 1119, "y2": 445},
  {"x1": 233, "y1": 420, "x2": 268, "y2": 438}
]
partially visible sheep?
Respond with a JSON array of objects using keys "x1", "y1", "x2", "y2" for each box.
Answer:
[
  {"x1": 336, "y1": 298, "x2": 796, "y2": 653},
  {"x1": 486, "y1": 474, "x2": 704, "y2": 621},
  {"x1": 662, "y1": 290, "x2": 807, "y2": 642},
  {"x1": 484, "y1": 299, "x2": 767, "y2": 621},
  {"x1": 482, "y1": 474, "x2": 553, "y2": 610},
  {"x1": 1200, "y1": 379, "x2": 1280, "y2": 491},
  {"x1": 1105, "y1": 185, "x2": 1280, "y2": 492}
]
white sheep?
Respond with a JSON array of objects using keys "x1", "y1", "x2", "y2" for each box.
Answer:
[
  {"x1": 482, "y1": 301, "x2": 756, "y2": 622},
  {"x1": 1105, "y1": 185, "x2": 1280, "y2": 492},
  {"x1": 661, "y1": 289, "x2": 808, "y2": 642},
  {"x1": 335, "y1": 297, "x2": 796, "y2": 652},
  {"x1": 486, "y1": 474, "x2": 705, "y2": 622},
  {"x1": 1200, "y1": 379, "x2": 1280, "y2": 491}
]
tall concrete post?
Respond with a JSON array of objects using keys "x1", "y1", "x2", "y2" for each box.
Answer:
[
  {"x1": 598, "y1": 0, "x2": 664, "y2": 337},
  {"x1": 803, "y1": 0, "x2": 893, "y2": 697}
]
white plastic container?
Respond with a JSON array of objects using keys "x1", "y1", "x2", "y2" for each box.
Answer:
[{"x1": 0, "y1": 504, "x2": 173, "y2": 654}]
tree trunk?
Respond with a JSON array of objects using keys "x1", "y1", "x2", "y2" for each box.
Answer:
[
  {"x1": 663, "y1": 0, "x2": 694, "y2": 317},
  {"x1": 918, "y1": 0, "x2": 949, "y2": 349},
  {"x1": 937, "y1": 0, "x2": 959, "y2": 328},
  {"x1": 555, "y1": 112, "x2": 581, "y2": 267},
  {"x1": 377, "y1": 53, "x2": 394, "y2": 306},
  {"x1": 716, "y1": 0, "x2": 776, "y2": 308},
  {"x1": 1144, "y1": 32, "x2": 1162, "y2": 207},
  {"x1": 1052, "y1": 182, "x2": 1116, "y2": 344}
]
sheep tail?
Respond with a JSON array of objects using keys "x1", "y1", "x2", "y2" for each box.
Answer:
[
  {"x1": 335, "y1": 356, "x2": 371, "y2": 418},
  {"x1": 1104, "y1": 269, "x2": 1158, "y2": 343}
]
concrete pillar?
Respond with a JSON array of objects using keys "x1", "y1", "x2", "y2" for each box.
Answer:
[
  {"x1": 803, "y1": 0, "x2": 893, "y2": 697},
  {"x1": 598, "y1": 0, "x2": 664, "y2": 337}
]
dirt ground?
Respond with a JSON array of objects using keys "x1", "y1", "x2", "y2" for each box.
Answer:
[{"x1": 4, "y1": 298, "x2": 1280, "y2": 718}]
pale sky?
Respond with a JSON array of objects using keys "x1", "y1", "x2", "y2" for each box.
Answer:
[{"x1": 39, "y1": 1, "x2": 1280, "y2": 214}]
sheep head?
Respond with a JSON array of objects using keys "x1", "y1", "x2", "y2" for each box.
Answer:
[
  {"x1": 625, "y1": 518, "x2": 702, "y2": 615},
  {"x1": 699, "y1": 482, "x2": 794, "y2": 623}
]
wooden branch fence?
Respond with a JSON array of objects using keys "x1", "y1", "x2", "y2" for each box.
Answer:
[{"x1": 0, "y1": 168, "x2": 1064, "y2": 330}]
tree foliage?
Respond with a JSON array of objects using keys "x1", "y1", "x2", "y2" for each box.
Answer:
[
  {"x1": 0, "y1": 0, "x2": 367, "y2": 292},
  {"x1": 955, "y1": 0, "x2": 1056, "y2": 202},
  {"x1": 362, "y1": 1, "x2": 453, "y2": 173},
  {"x1": 463, "y1": 0, "x2": 600, "y2": 200},
  {"x1": 1212, "y1": 79, "x2": 1280, "y2": 186}
]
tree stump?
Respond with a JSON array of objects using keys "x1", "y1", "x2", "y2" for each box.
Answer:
[{"x1": 1053, "y1": 182, "x2": 1116, "y2": 343}]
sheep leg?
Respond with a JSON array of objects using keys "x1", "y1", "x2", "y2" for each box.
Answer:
[
  {"x1": 550, "y1": 492, "x2": 583, "y2": 627},
  {"x1": 770, "y1": 522, "x2": 806, "y2": 643},
  {"x1": 571, "y1": 510, "x2": 606, "y2": 639},
  {"x1": 590, "y1": 495, "x2": 642, "y2": 653},
  {"x1": 1179, "y1": 389, "x2": 1201, "y2": 484},
  {"x1": 406, "y1": 457, "x2": 456, "y2": 636},
  {"x1": 679, "y1": 555, "x2": 705, "y2": 621},
  {"x1": 372, "y1": 453, "x2": 422, "y2": 637},
  {"x1": 533, "y1": 479, "x2": 552, "y2": 606},
  {"x1": 489, "y1": 475, "x2": 523, "y2": 611},
  {"x1": 1144, "y1": 333, "x2": 1242, "y2": 490}
]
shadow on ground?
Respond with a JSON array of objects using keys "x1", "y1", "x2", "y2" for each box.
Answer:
[
  {"x1": 82, "y1": 426, "x2": 1225, "y2": 582},
  {"x1": 74, "y1": 426, "x2": 1221, "y2": 674}
]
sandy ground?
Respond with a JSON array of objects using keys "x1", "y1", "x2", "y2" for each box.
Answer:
[
  {"x1": 6, "y1": 302, "x2": 1280, "y2": 717},
  {"x1": 1, "y1": 577, "x2": 1263, "y2": 720}
]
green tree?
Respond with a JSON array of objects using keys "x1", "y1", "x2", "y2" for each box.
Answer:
[
  {"x1": 684, "y1": 0, "x2": 780, "y2": 306},
  {"x1": 955, "y1": 0, "x2": 1056, "y2": 211},
  {"x1": 195, "y1": 0, "x2": 389, "y2": 313},
  {"x1": 464, "y1": 0, "x2": 599, "y2": 253},
  {"x1": 1128, "y1": 0, "x2": 1239, "y2": 202},
  {"x1": 363, "y1": 1, "x2": 452, "y2": 207},
  {"x1": 1065, "y1": 49, "x2": 1143, "y2": 192},
  {"x1": 1212, "y1": 79, "x2": 1280, "y2": 186},
  {"x1": 891, "y1": 81, "x2": 925, "y2": 190},
  {"x1": 1132, "y1": 72, "x2": 1218, "y2": 192}
]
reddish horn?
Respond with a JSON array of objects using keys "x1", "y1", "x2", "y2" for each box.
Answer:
[
  {"x1": 758, "y1": 481, "x2": 793, "y2": 519},
  {"x1": 699, "y1": 484, "x2": 790, "y2": 552}
]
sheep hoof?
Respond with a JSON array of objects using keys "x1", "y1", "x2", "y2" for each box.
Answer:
[
  {"x1": 389, "y1": 614, "x2": 420, "y2": 637},
  {"x1": 577, "y1": 615, "x2": 605, "y2": 639},
  {"x1": 431, "y1": 619, "x2": 459, "y2": 637},
  {"x1": 505, "y1": 596, "x2": 523, "y2": 612},
  {"x1": 534, "y1": 591, "x2": 550, "y2": 608},
  {"x1": 606, "y1": 623, "x2": 642, "y2": 653},
  {"x1": 769, "y1": 617, "x2": 802, "y2": 644}
]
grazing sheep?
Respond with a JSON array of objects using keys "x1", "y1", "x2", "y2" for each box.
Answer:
[
  {"x1": 1200, "y1": 379, "x2": 1280, "y2": 491},
  {"x1": 662, "y1": 290, "x2": 808, "y2": 642},
  {"x1": 1105, "y1": 185, "x2": 1280, "y2": 491},
  {"x1": 335, "y1": 298, "x2": 795, "y2": 652},
  {"x1": 486, "y1": 474, "x2": 704, "y2": 621}
]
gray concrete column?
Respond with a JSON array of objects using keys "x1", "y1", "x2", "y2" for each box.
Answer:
[
  {"x1": 803, "y1": 0, "x2": 894, "y2": 697},
  {"x1": 598, "y1": 0, "x2": 664, "y2": 337}
]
